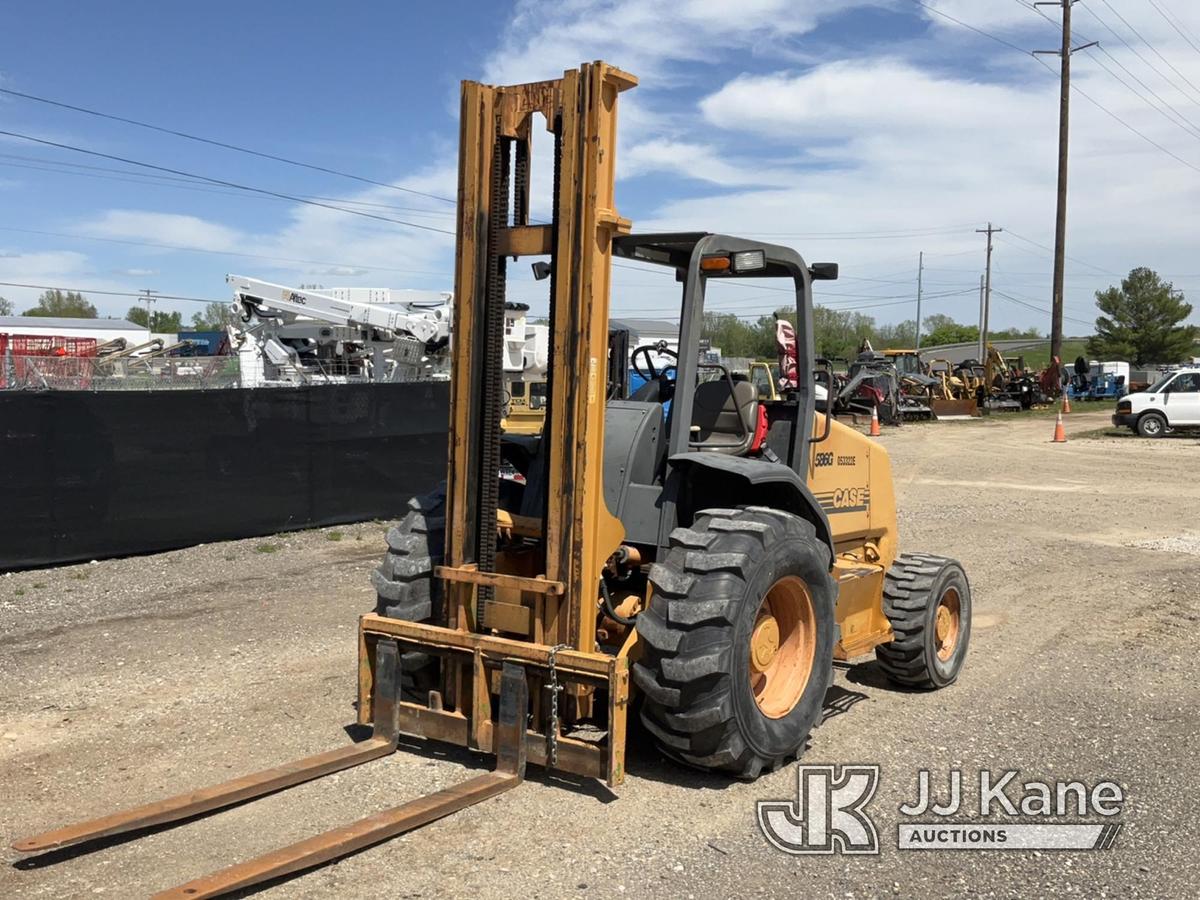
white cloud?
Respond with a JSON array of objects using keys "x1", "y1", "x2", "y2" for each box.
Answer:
[
  {"x1": 79, "y1": 210, "x2": 244, "y2": 253},
  {"x1": 623, "y1": 138, "x2": 799, "y2": 186},
  {"x1": 919, "y1": 0, "x2": 1043, "y2": 33},
  {"x1": 622, "y1": 47, "x2": 1200, "y2": 328},
  {"x1": 68, "y1": 168, "x2": 460, "y2": 296},
  {"x1": 0, "y1": 250, "x2": 139, "y2": 316}
]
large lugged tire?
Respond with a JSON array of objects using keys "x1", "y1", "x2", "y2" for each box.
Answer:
[
  {"x1": 633, "y1": 507, "x2": 837, "y2": 779},
  {"x1": 371, "y1": 484, "x2": 445, "y2": 700},
  {"x1": 875, "y1": 553, "x2": 971, "y2": 689}
]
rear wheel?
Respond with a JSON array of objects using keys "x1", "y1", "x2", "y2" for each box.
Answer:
[
  {"x1": 371, "y1": 484, "x2": 445, "y2": 701},
  {"x1": 1137, "y1": 412, "x2": 1167, "y2": 438},
  {"x1": 875, "y1": 553, "x2": 971, "y2": 689},
  {"x1": 633, "y1": 508, "x2": 836, "y2": 779}
]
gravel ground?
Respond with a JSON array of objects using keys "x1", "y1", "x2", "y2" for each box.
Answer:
[{"x1": 2, "y1": 409, "x2": 1198, "y2": 899}]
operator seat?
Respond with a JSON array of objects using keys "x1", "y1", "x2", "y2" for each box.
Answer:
[{"x1": 689, "y1": 379, "x2": 759, "y2": 455}]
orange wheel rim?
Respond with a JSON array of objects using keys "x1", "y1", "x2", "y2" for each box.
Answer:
[
  {"x1": 750, "y1": 576, "x2": 816, "y2": 719},
  {"x1": 934, "y1": 587, "x2": 961, "y2": 662}
]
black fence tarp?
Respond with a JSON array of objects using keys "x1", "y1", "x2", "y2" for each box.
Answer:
[{"x1": 0, "y1": 382, "x2": 449, "y2": 569}]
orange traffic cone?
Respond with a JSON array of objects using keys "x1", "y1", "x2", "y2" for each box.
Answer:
[
  {"x1": 869, "y1": 405, "x2": 881, "y2": 437},
  {"x1": 1052, "y1": 411, "x2": 1067, "y2": 443},
  {"x1": 1062, "y1": 393, "x2": 1071, "y2": 414}
]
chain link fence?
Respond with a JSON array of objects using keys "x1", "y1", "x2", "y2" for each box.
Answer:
[{"x1": 2, "y1": 355, "x2": 242, "y2": 391}]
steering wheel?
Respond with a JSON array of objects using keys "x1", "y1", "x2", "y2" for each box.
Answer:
[{"x1": 631, "y1": 342, "x2": 679, "y2": 382}]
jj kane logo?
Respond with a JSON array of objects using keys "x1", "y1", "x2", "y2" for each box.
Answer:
[{"x1": 758, "y1": 766, "x2": 1125, "y2": 855}]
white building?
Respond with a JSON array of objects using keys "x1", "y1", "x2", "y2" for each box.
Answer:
[
  {"x1": 610, "y1": 317, "x2": 680, "y2": 368},
  {"x1": 0, "y1": 316, "x2": 149, "y2": 348}
]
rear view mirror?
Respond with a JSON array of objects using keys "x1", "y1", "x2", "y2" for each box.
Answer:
[{"x1": 809, "y1": 263, "x2": 839, "y2": 281}]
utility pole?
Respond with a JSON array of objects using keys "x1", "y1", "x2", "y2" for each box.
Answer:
[
  {"x1": 1034, "y1": 1, "x2": 1097, "y2": 363},
  {"x1": 978, "y1": 274, "x2": 986, "y2": 362},
  {"x1": 914, "y1": 251, "x2": 924, "y2": 349},
  {"x1": 139, "y1": 288, "x2": 158, "y2": 338},
  {"x1": 976, "y1": 223, "x2": 1001, "y2": 357}
]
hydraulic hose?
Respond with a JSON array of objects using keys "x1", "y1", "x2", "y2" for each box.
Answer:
[{"x1": 599, "y1": 578, "x2": 637, "y2": 627}]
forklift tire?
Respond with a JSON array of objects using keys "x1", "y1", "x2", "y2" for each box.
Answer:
[
  {"x1": 633, "y1": 508, "x2": 836, "y2": 779},
  {"x1": 1137, "y1": 412, "x2": 1167, "y2": 438},
  {"x1": 371, "y1": 484, "x2": 446, "y2": 700},
  {"x1": 874, "y1": 553, "x2": 970, "y2": 689}
]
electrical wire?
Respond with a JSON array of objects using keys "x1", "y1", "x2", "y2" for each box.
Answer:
[
  {"x1": 991, "y1": 289, "x2": 1095, "y2": 327},
  {"x1": 0, "y1": 86, "x2": 457, "y2": 204},
  {"x1": 999, "y1": 229, "x2": 1120, "y2": 274},
  {"x1": 1145, "y1": 0, "x2": 1200, "y2": 57},
  {"x1": 1096, "y1": 0, "x2": 1200, "y2": 100},
  {"x1": 938, "y1": 0, "x2": 1200, "y2": 176},
  {"x1": 914, "y1": 0, "x2": 1032, "y2": 54},
  {"x1": 0, "y1": 280, "x2": 221, "y2": 304},
  {"x1": 0, "y1": 226, "x2": 454, "y2": 278},
  {"x1": 0, "y1": 129, "x2": 456, "y2": 236},
  {"x1": 0, "y1": 157, "x2": 459, "y2": 219}
]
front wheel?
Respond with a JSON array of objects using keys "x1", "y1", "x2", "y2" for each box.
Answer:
[
  {"x1": 875, "y1": 553, "x2": 971, "y2": 689},
  {"x1": 632, "y1": 507, "x2": 836, "y2": 779},
  {"x1": 1137, "y1": 412, "x2": 1167, "y2": 438}
]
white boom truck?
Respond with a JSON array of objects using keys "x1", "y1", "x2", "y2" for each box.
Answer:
[{"x1": 226, "y1": 275, "x2": 452, "y2": 386}]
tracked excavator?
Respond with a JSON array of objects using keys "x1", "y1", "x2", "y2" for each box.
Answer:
[{"x1": 13, "y1": 61, "x2": 972, "y2": 897}]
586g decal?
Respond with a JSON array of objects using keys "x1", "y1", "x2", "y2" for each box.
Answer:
[{"x1": 814, "y1": 453, "x2": 858, "y2": 469}]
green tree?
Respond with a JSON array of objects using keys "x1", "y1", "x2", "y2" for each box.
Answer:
[
  {"x1": 991, "y1": 325, "x2": 1043, "y2": 340},
  {"x1": 811, "y1": 306, "x2": 876, "y2": 360},
  {"x1": 126, "y1": 305, "x2": 184, "y2": 332},
  {"x1": 874, "y1": 319, "x2": 918, "y2": 348},
  {"x1": 188, "y1": 301, "x2": 234, "y2": 330},
  {"x1": 1087, "y1": 267, "x2": 1198, "y2": 365},
  {"x1": 702, "y1": 311, "x2": 761, "y2": 357},
  {"x1": 0, "y1": 296, "x2": 13, "y2": 315},
  {"x1": 922, "y1": 313, "x2": 979, "y2": 347},
  {"x1": 23, "y1": 289, "x2": 97, "y2": 318}
]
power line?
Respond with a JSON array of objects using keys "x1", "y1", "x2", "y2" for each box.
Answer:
[
  {"x1": 0, "y1": 129, "x2": 456, "y2": 236},
  {"x1": 914, "y1": 0, "x2": 1031, "y2": 54},
  {"x1": 0, "y1": 86, "x2": 457, "y2": 204},
  {"x1": 1089, "y1": 46, "x2": 1200, "y2": 140},
  {"x1": 1073, "y1": 1, "x2": 1200, "y2": 105},
  {"x1": 1001, "y1": 228, "x2": 1120, "y2": 274},
  {"x1": 0, "y1": 155, "x2": 458, "y2": 218},
  {"x1": 1019, "y1": 0, "x2": 1200, "y2": 140},
  {"x1": 992, "y1": 288, "x2": 1095, "y2": 326},
  {"x1": 718, "y1": 224, "x2": 977, "y2": 239},
  {"x1": 941, "y1": 0, "x2": 1200, "y2": 177},
  {"x1": 1095, "y1": 0, "x2": 1200, "y2": 100},
  {"x1": 0, "y1": 280, "x2": 221, "y2": 304},
  {"x1": 1032, "y1": 54, "x2": 1200, "y2": 173},
  {"x1": 1145, "y1": 0, "x2": 1200, "y2": 57},
  {"x1": 0, "y1": 225, "x2": 455, "y2": 278}
]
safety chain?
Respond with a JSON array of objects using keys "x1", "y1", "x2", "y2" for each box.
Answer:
[{"x1": 546, "y1": 643, "x2": 569, "y2": 767}]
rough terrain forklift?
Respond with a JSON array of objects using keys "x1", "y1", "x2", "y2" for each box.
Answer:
[{"x1": 13, "y1": 61, "x2": 972, "y2": 897}]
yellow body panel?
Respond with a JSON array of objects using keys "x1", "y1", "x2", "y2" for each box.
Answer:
[{"x1": 806, "y1": 415, "x2": 897, "y2": 658}]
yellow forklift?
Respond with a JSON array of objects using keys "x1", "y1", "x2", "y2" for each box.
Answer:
[{"x1": 13, "y1": 61, "x2": 971, "y2": 897}]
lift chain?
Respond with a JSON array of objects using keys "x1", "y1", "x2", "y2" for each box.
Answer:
[{"x1": 545, "y1": 643, "x2": 569, "y2": 767}]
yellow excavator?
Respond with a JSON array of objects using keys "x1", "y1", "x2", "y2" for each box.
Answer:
[{"x1": 13, "y1": 61, "x2": 972, "y2": 897}]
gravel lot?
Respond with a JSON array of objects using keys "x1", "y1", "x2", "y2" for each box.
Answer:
[{"x1": 2, "y1": 408, "x2": 1198, "y2": 899}]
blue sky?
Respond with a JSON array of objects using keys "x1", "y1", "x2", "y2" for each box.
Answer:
[{"x1": 2, "y1": 0, "x2": 1199, "y2": 334}]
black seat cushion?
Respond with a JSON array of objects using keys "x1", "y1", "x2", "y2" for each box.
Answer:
[{"x1": 690, "y1": 380, "x2": 758, "y2": 455}]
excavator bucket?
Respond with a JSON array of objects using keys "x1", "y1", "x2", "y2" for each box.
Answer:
[{"x1": 931, "y1": 397, "x2": 980, "y2": 418}]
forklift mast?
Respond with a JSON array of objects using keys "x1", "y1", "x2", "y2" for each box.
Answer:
[{"x1": 444, "y1": 61, "x2": 636, "y2": 656}]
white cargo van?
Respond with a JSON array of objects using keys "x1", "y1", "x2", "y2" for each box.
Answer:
[{"x1": 1112, "y1": 367, "x2": 1200, "y2": 436}]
